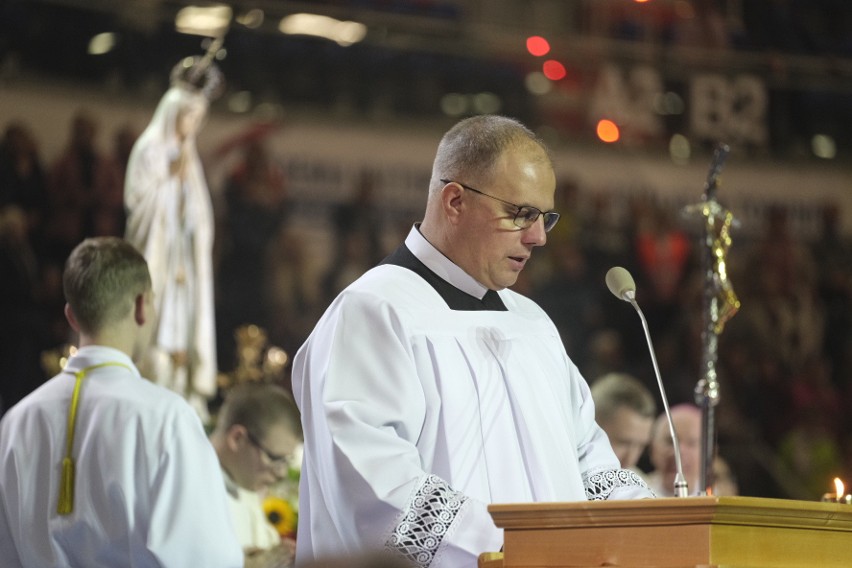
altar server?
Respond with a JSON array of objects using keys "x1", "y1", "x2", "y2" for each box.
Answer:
[
  {"x1": 292, "y1": 115, "x2": 654, "y2": 568},
  {"x1": 0, "y1": 236, "x2": 242, "y2": 567}
]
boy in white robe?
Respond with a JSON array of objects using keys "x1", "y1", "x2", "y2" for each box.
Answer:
[
  {"x1": 292, "y1": 115, "x2": 654, "y2": 568},
  {"x1": 0, "y1": 236, "x2": 242, "y2": 567}
]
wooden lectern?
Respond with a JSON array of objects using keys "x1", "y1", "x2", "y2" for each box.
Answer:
[{"x1": 480, "y1": 496, "x2": 852, "y2": 568}]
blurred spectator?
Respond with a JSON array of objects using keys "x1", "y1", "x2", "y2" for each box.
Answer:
[
  {"x1": 733, "y1": 205, "x2": 824, "y2": 373},
  {"x1": 579, "y1": 192, "x2": 645, "y2": 368},
  {"x1": 811, "y1": 202, "x2": 852, "y2": 392},
  {"x1": 590, "y1": 372, "x2": 657, "y2": 470},
  {"x1": 216, "y1": 138, "x2": 289, "y2": 372},
  {"x1": 46, "y1": 110, "x2": 121, "y2": 261},
  {"x1": 0, "y1": 121, "x2": 49, "y2": 245},
  {"x1": 578, "y1": 191, "x2": 633, "y2": 284},
  {"x1": 583, "y1": 328, "x2": 628, "y2": 382},
  {"x1": 92, "y1": 122, "x2": 138, "y2": 238},
  {"x1": 266, "y1": 228, "x2": 317, "y2": 361},
  {"x1": 0, "y1": 122, "x2": 63, "y2": 375},
  {"x1": 533, "y1": 239, "x2": 603, "y2": 368},
  {"x1": 633, "y1": 198, "x2": 693, "y2": 336},
  {"x1": 643, "y1": 403, "x2": 702, "y2": 496},
  {"x1": 0, "y1": 205, "x2": 49, "y2": 415},
  {"x1": 321, "y1": 168, "x2": 385, "y2": 304}
]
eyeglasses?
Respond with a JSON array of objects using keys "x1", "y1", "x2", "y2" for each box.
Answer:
[
  {"x1": 440, "y1": 179, "x2": 560, "y2": 232},
  {"x1": 245, "y1": 429, "x2": 290, "y2": 470}
]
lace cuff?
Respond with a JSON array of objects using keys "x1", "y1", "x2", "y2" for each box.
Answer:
[
  {"x1": 385, "y1": 474, "x2": 468, "y2": 568},
  {"x1": 582, "y1": 468, "x2": 653, "y2": 500}
]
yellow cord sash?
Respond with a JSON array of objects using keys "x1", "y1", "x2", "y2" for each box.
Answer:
[{"x1": 57, "y1": 361, "x2": 132, "y2": 515}]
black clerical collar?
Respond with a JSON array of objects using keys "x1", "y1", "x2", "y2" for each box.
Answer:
[{"x1": 380, "y1": 228, "x2": 507, "y2": 312}]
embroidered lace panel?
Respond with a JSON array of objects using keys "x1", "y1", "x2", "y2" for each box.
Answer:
[
  {"x1": 385, "y1": 474, "x2": 468, "y2": 568},
  {"x1": 583, "y1": 468, "x2": 652, "y2": 500}
]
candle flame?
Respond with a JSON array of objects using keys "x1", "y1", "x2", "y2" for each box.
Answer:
[{"x1": 834, "y1": 478, "x2": 844, "y2": 498}]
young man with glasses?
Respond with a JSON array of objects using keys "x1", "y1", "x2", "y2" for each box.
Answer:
[
  {"x1": 209, "y1": 382, "x2": 302, "y2": 568},
  {"x1": 292, "y1": 115, "x2": 654, "y2": 568}
]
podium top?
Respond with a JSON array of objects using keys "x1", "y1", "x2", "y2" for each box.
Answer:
[{"x1": 488, "y1": 495, "x2": 852, "y2": 532}]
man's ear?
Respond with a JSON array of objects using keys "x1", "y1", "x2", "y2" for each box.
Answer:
[
  {"x1": 225, "y1": 424, "x2": 248, "y2": 452},
  {"x1": 64, "y1": 303, "x2": 81, "y2": 333},
  {"x1": 134, "y1": 293, "x2": 147, "y2": 326},
  {"x1": 441, "y1": 181, "x2": 465, "y2": 226}
]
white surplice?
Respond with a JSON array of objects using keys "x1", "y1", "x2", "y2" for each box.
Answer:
[
  {"x1": 292, "y1": 227, "x2": 653, "y2": 568},
  {"x1": 222, "y1": 469, "x2": 281, "y2": 551},
  {"x1": 124, "y1": 86, "x2": 217, "y2": 407},
  {"x1": 0, "y1": 346, "x2": 243, "y2": 568}
]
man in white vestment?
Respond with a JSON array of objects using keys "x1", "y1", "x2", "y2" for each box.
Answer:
[
  {"x1": 0, "y1": 236, "x2": 242, "y2": 567},
  {"x1": 210, "y1": 382, "x2": 302, "y2": 568},
  {"x1": 124, "y1": 58, "x2": 221, "y2": 418},
  {"x1": 292, "y1": 115, "x2": 655, "y2": 568}
]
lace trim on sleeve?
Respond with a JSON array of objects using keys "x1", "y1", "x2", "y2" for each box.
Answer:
[
  {"x1": 582, "y1": 468, "x2": 653, "y2": 500},
  {"x1": 384, "y1": 474, "x2": 468, "y2": 568}
]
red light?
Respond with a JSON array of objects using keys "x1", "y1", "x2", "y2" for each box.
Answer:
[
  {"x1": 526, "y1": 36, "x2": 550, "y2": 57},
  {"x1": 542, "y1": 60, "x2": 566, "y2": 81},
  {"x1": 596, "y1": 119, "x2": 620, "y2": 143}
]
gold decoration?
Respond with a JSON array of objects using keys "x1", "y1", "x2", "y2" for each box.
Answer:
[
  {"x1": 706, "y1": 203, "x2": 741, "y2": 334},
  {"x1": 684, "y1": 200, "x2": 741, "y2": 335},
  {"x1": 217, "y1": 324, "x2": 289, "y2": 391}
]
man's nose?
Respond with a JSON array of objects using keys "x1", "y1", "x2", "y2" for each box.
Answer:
[{"x1": 522, "y1": 216, "x2": 547, "y2": 246}]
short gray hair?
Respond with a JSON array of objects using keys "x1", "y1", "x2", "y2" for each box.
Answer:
[{"x1": 429, "y1": 115, "x2": 551, "y2": 196}]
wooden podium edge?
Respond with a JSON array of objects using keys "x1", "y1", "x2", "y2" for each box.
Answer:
[
  {"x1": 483, "y1": 496, "x2": 852, "y2": 567},
  {"x1": 488, "y1": 495, "x2": 852, "y2": 532}
]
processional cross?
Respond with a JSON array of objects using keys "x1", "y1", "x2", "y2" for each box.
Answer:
[{"x1": 682, "y1": 143, "x2": 741, "y2": 495}]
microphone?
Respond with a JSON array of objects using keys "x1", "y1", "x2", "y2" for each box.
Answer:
[{"x1": 605, "y1": 266, "x2": 689, "y2": 498}]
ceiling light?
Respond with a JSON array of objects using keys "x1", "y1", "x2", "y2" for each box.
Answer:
[
  {"x1": 88, "y1": 32, "x2": 117, "y2": 55},
  {"x1": 812, "y1": 134, "x2": 836, "y2": 159},
  {"x1": 175, "y1": 5, "x2": 232, "y2": 36},
  {"x1": 279, "y1": 13, "x2": 367, "y2": 46}
]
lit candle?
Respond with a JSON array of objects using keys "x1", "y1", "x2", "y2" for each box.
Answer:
[{"x1": 821, "y1": 478, "x2": 851, "y2": 504}]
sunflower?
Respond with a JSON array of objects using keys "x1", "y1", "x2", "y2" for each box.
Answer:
[{"x1": 263, "y1": 495, "x2": 297, "y2": 538}]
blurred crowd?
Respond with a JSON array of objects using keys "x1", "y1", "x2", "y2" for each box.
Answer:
[{"x1": 2, "y1": 111, "x2": 851, "y2": 501}]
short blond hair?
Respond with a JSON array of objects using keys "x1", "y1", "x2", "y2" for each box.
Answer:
[
  {"x1": 591, "y1": 373, "x2": 657, "y2": 423},
  {"x1": 63, "y1": 237, "x2": 151, "y2": 334}
]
